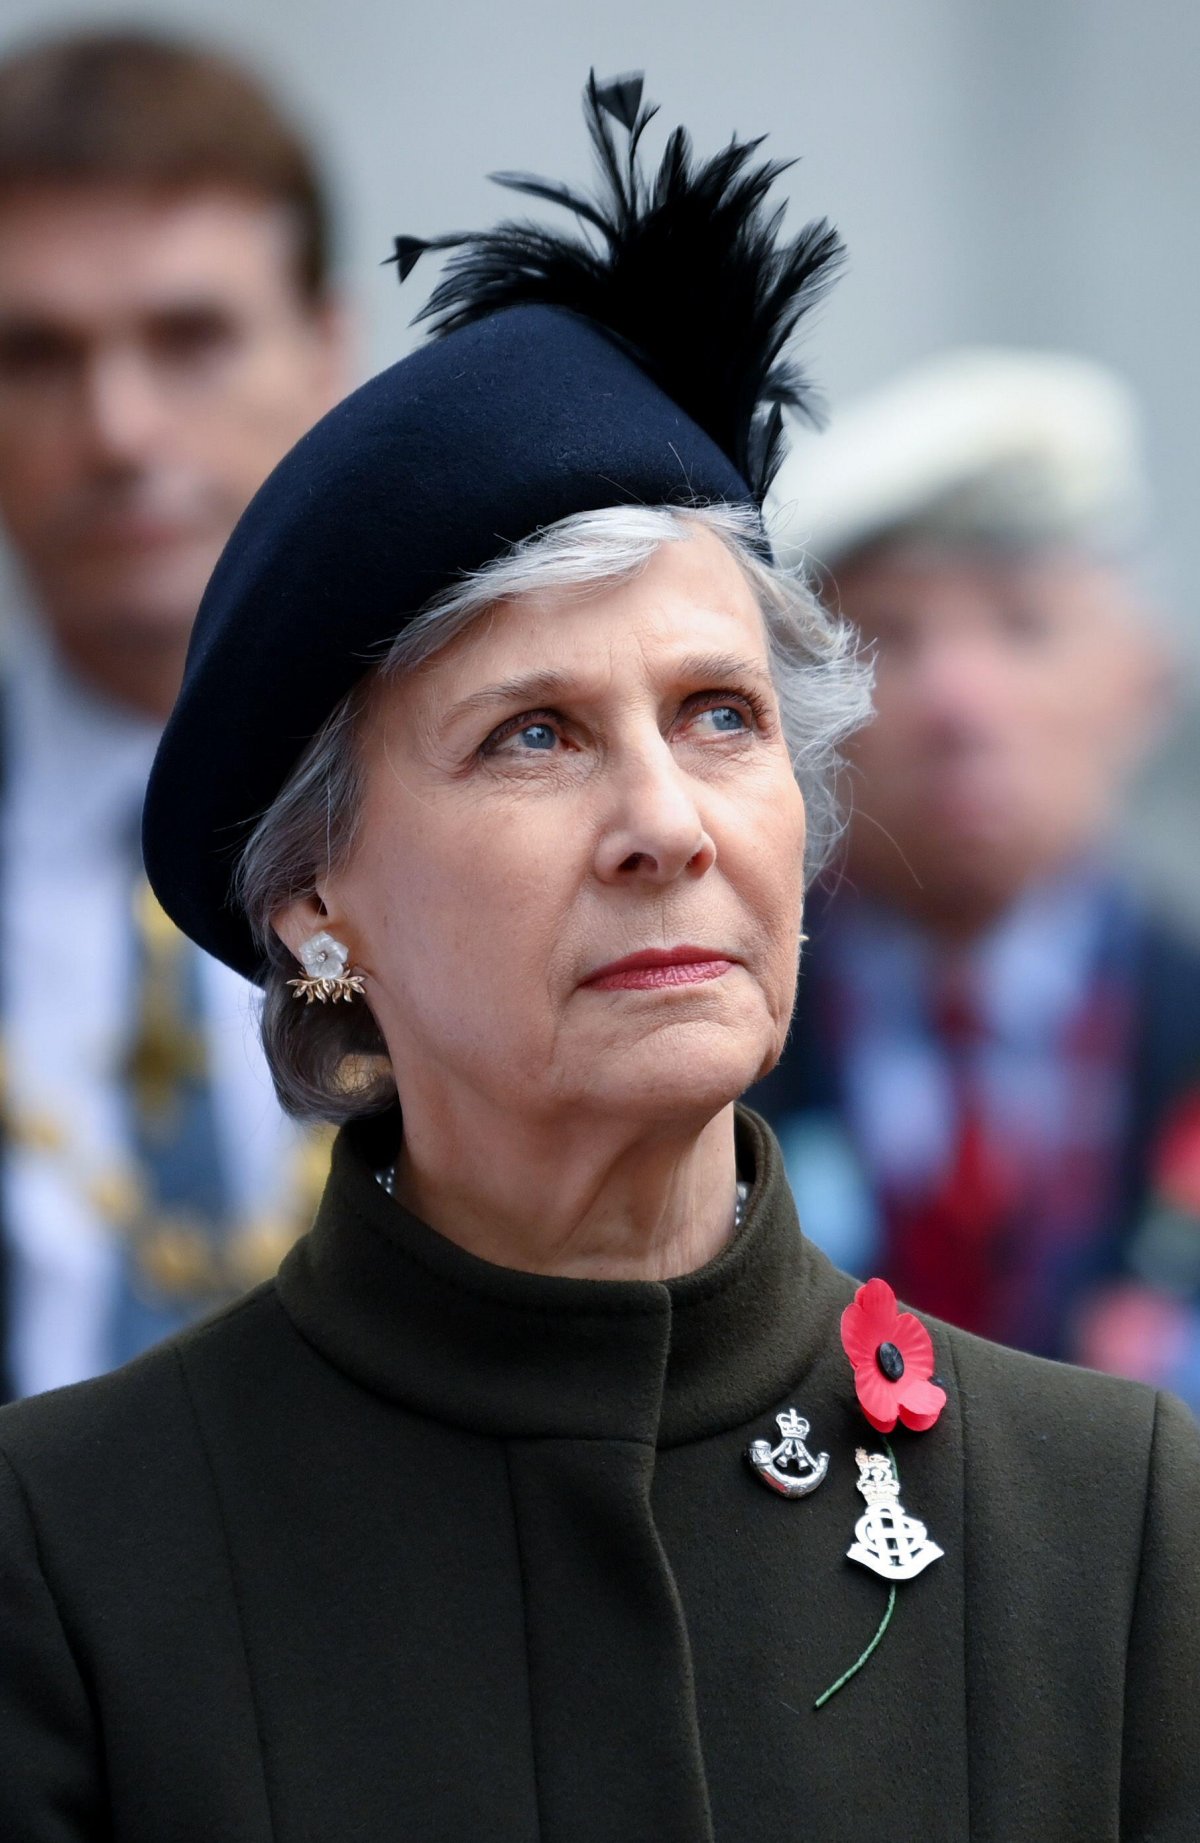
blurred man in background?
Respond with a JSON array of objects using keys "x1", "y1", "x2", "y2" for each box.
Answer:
[
  {"x1": 752, "y1": 349, "x2": 1200, "y2": 1405},
  {"x1": 0, "y1": 30, "x2": 347, "y2": 1398}
]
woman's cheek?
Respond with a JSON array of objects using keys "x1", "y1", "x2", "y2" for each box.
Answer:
[{"x1": 756, "y1": 773, "x2": 806, "y2": 884}]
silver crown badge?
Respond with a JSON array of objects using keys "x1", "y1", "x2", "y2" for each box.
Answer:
[
  {"x1": 846, "y1": 1448, "x2": 943, "y2": 1582},
  {"x1": 746, "y1": 1407, "x2": 830, "y2": 1499}
]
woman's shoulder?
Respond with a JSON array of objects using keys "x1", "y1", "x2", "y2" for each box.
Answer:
[
  {"x1": 931, "y1": 1309, "x2": 1199, "y2": 1526},
  {"x1": 940, "y1": 1309, "x2": 1158, "y2": 1426},
  {"x1": 0, "y1": 1282, "x2": 287, "y2": 1507}
]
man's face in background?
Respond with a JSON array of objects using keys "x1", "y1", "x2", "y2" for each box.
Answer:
[
  {"x1": 0, "y1": 183, "x2": 345, "y2": 698},
  {"x1": 836, "y1": 540, "x2": 1164, "y2": 936}
]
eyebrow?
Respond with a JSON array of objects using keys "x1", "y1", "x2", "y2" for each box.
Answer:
[{"x1": 440, "y1": 650, "x2": 773, "y2": 730}]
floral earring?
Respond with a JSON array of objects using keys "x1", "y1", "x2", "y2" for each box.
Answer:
[{"x1": 287, "y1": 931, "x2": 366, "y2": 1004}]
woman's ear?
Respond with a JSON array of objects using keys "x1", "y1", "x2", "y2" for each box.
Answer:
[{"x1": 271, "y1": 890, "x2": 338, "y2": 964}]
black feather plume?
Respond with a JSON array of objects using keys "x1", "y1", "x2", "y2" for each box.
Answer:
[{"x1": 388, "y1": 71, "x2": 845, "y2": 500}]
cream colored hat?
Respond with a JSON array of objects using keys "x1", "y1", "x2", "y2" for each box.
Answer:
[{"x1": 767, "y1": 347, "x2": 1149, "y2": 573}]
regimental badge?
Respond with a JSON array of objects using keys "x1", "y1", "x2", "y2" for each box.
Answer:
[
  {"x1": 846, "y1": 1447, "x2": 943, "y2": 1581},
  {"x1": 747, "y1": 1408, "x2": 830, "y2": 1498}
]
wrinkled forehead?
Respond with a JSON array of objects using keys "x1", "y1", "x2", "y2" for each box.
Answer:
[{"x1": 371, "y1": 526, "x2": 772, "y2": 725}]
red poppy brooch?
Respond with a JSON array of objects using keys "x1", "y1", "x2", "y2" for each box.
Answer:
[{"x1": 840, "y1": 1277, "x2": 947, "y2": 1434}]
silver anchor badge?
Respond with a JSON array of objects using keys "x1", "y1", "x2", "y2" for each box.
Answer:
[
  {"x1": 846, "y1": 1448, "x2": 943, "y2": 1582},
  {"x1": 747, "y1": 1408, "x2": 829, "y2": 1498}
]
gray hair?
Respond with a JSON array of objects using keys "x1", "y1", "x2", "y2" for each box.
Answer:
[{"x1": 235, "y1": 502, "x2": 873, "y2": 1121}]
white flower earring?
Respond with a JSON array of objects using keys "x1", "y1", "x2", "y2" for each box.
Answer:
[{"x1": 287, "y1": 931, "x2": 366, "y2": 1004}]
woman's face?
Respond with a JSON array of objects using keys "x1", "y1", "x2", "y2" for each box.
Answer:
[{"x1": 294, "y1": 524, "x2": 807, "y2": 1133}]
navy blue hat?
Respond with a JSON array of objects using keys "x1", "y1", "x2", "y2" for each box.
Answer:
[{"x1": 144, "y1": 73, "x2": 843, "y2": 980}]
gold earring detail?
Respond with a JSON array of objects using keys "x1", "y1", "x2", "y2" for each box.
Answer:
[{"x1": 287, "y1": 931, "x2": 366, "y2": 1004}]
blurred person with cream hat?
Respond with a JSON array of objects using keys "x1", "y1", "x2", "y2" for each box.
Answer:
[{"x1": 751, "y1": 348, "x2": 1200, "y2": 1405}]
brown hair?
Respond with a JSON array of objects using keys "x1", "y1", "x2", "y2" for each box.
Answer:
[{"x1": 0, "y1": 28, "x2": 332, "y2": 299}]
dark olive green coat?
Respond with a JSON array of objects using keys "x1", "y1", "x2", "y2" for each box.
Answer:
[{"x1": 1, "y1": 1109, "x2": 1197, "y2": 1840}]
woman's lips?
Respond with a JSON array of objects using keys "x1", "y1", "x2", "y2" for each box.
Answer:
[{"x1": 582, "y1": 948, "x2": 737, "y2": 992}]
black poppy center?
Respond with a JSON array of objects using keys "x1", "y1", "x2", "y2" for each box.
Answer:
[{"x1": 876, "y1": 1340, "x2": 905, "y2": 1382}]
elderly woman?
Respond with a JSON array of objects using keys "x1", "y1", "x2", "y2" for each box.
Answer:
[{"x1": 1, "y1": 76, "x2": 1197, "y2": 1843}]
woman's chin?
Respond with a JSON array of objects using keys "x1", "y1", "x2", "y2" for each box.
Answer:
[{"x1": 573, "y1": 1021, "x2": 772, "y2": 1123}]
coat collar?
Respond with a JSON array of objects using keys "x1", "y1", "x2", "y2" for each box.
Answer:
[{"x1": 277, "y1": 1106, "x2": 851, "y2": 1447}]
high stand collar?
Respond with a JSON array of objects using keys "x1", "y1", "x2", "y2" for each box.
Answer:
[{"x1": 276, "y1": 1105, "x2": 847, "y2": 1447}]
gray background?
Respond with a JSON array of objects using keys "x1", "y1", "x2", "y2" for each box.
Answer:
[{"x1": 2, "y1": 0, "x2": 1197, "y2": 912}]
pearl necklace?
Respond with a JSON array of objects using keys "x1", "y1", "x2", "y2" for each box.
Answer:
[{"x1": 377, "y1": 1163, "x2": 750, "y2": 1231}]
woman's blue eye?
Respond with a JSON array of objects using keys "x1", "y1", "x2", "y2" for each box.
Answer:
[
  {"x1": 515, "y1": 722, "x2": 557, "y2": 750},
  {"x1": 702, "y1": 704, "x2": 748, "y2": 732},
  {"x1": 482, "y1": 715, "x2": 563, "y2": 759}
]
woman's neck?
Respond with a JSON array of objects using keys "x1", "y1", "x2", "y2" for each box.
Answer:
[{"x1": 391, "y1": 1102, "x2": 740, "y2": 1282}]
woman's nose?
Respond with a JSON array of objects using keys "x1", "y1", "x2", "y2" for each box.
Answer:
[{"x1": 592, "y1": 741, "x2": 717, "y2": 885}]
